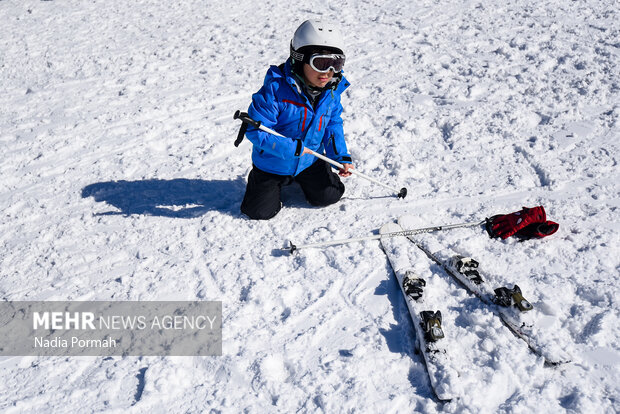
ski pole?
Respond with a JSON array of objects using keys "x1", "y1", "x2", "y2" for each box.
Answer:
[
  {"x1": 234, "y1": 110, "x2": 407, "y2": 199},
  {"x1": 283, "y1": 220, "x2": 485, "y2": 254}
]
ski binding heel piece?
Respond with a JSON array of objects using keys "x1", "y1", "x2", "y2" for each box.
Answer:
[
  {"x1": 420, "y1": 310, "x2": 445, "y2": 342},
  {"x1": 403, "y1": 271, "x2": 426, "y2": 301},
  {"x1": 451, "y1": 255, "x2": 484, "y2": 285},
  {"x1": 494, "y1": 285, "x2": 533, "y2": 312}
]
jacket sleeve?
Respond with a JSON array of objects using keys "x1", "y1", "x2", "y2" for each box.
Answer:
[
  {"x1": 245, "y1": 80, "x2": 303, "y2": 159},
  {"x1": 323, "y1": 97, "x2": 352, "y2": 164}
]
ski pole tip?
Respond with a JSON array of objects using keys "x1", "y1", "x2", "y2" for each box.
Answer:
[{"x1": 398, "y1": 187, "x2": 408, "y2": 199}]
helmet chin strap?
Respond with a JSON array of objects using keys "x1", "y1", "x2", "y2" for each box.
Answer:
[
  {"x1": 305, "y1": 81, "x2": 324, "y2": 94},
  {"x1": 291, "y1": 71, "x2": 321, "y2": 101}
]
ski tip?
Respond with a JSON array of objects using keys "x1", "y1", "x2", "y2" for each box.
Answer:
[{"x1": 398, "y1": 187, "x2": 408, "y2": 199}]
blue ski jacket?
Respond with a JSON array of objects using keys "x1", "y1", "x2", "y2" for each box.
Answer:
[{"x1": 245, "y1": 59, "x2": 351, "y2": 176}]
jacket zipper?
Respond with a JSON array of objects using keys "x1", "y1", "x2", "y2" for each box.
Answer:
[
  {"x1": 282, "y1": 99, "x2": 307, "y2": 132},
  {"x1": 330, "y1": 133, "x2": 338, "y2": 155}
]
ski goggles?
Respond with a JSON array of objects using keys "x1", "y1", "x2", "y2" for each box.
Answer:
[{"x1": 308, "y1": 53, "x2": 346, "y2": 73}]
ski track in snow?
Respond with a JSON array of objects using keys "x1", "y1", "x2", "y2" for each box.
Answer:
[{"x1": 1, "y1": 0, "x2": 618, "y2": 412}]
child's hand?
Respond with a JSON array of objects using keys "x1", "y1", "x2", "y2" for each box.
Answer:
[{"x1": 339, "y1": 163, "x2": 354, "y2": 177}]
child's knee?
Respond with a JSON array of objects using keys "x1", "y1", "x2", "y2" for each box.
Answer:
[
  {"x1": 241, "y1": 201, "x2": 281, "y2": 220},
  {"x1": 307, "y1": 184, "x2": 344, "y2": 207}
]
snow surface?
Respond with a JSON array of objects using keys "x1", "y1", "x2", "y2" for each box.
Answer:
[{"x1": 1, "y1": 0, "x2": 618, "y2": 412}]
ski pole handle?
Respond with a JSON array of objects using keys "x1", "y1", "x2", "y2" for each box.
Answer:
[{"x1": 234, "y1": 110, "x2": 262, "y2": 129}]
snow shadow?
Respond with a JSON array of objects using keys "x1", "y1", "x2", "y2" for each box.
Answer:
[
  {"x1": 375, "y1": 277, "x2": 416, "y2": 355},
  {"x1": 375, "y1": 276, "x2": 426, "y2": 391},
  {"x1": 81, "y1": 178, "x2": 246, "y2": 218}
]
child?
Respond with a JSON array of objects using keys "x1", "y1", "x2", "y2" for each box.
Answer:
[{"x1": 240, "y1": 20, "x2": 354, "y2": 220}]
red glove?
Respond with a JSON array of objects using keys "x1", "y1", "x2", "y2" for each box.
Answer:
[
  {"x1": 515, "y1": 221, "x2": 559, "y2": 240},
  {"x1": 486, "y1": 206, "x2": 546, "y2": 239}
]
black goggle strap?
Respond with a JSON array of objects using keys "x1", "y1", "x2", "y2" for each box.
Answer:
[
  {"x1": 291, "y1": 49, "x2": 304, "y2": 62},
  {"x1": 291, "y1": 49, "x2": 345, "y2": 64}
]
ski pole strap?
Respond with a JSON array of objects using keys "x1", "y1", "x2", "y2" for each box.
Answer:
[{"x1": 234, "y1": 121, "x2": 249, "y2": 147}]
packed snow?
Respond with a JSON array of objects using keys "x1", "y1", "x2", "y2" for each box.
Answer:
[{"x1": 1, "y1": 0, "x2": 618, "y2": 412}]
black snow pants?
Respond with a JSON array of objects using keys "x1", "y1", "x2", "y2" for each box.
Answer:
[{"x1": 240, "y1": 159, "x2": 345, "y2": 220}]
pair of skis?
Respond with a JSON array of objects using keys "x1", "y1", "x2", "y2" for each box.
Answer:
[{"x1": 380, "y1": 219, "x2": 571, "y2": 402}]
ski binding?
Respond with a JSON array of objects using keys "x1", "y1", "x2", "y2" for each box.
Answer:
[
  {"x1": 420, "y1": 310, "x2": 445, "y2": 342},
  {"x1": 450, "y1": 256, "x2": 484, "y2": 285},
  {"x1": 402, "y1": 271, "x2": 426, "y2": 301},
  {"x1": 494, "y1": 285, "x2": 533, "y2": 312}
]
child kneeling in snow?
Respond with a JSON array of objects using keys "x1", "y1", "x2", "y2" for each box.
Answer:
[{"x1": 240, "y1": 20, "x2": 354, "y2": 220}]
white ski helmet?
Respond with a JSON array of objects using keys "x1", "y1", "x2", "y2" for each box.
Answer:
[{"x1": 290, "y1": 20, "x2": 345, "y2": 62}]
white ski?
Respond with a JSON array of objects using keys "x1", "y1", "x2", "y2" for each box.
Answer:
[{"x1": 380, "y1": 222, "x2": 460, "y2": 402}]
